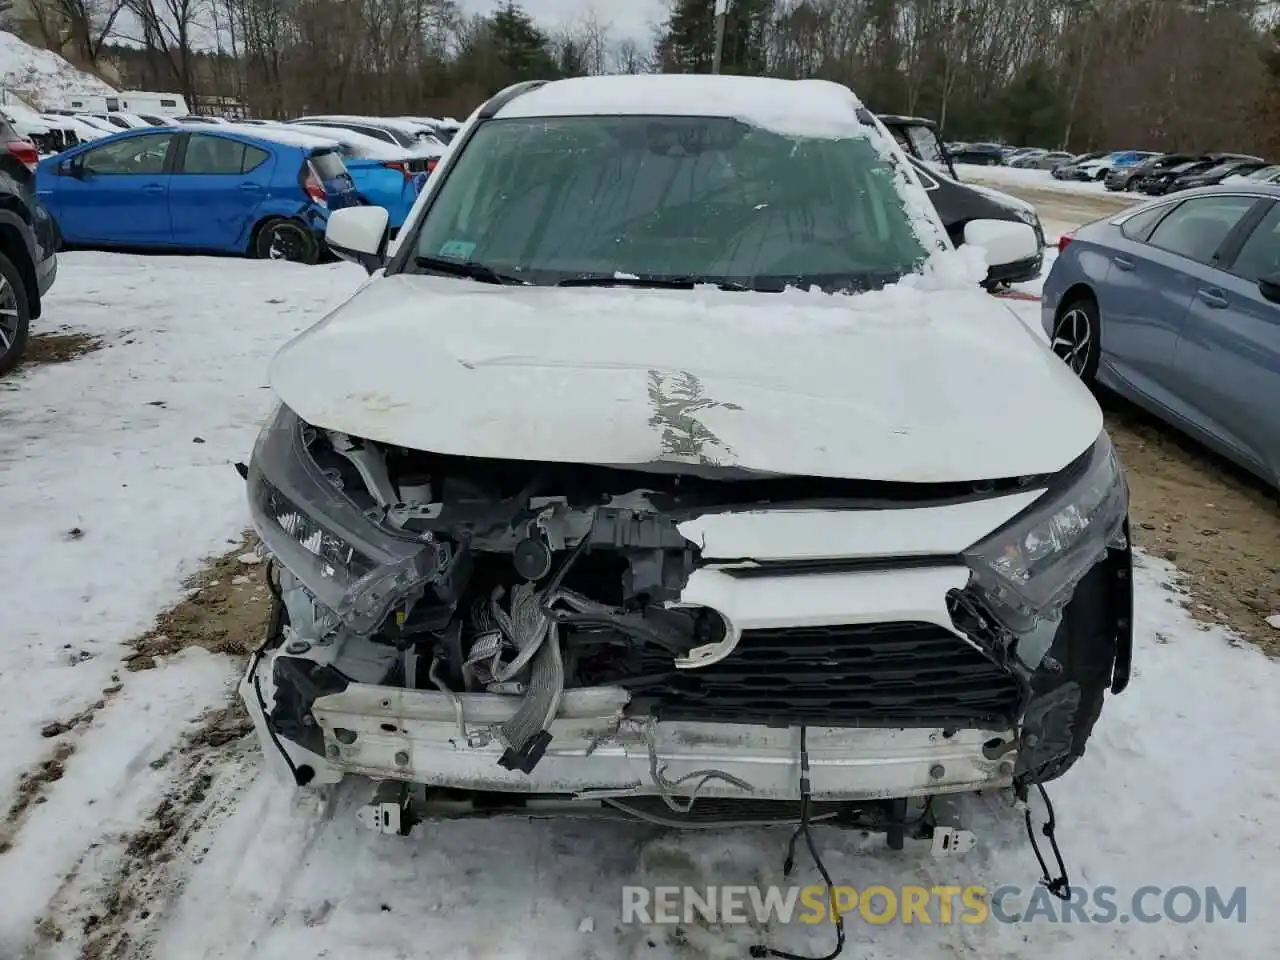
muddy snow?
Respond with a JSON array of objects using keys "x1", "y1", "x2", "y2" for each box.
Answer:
[{"x1": 1, "y1": 220, "x2": 1277, "y2": 960}]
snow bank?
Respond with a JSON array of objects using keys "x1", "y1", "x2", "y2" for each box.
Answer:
[
  {"x1": 0, "y1": 31, "x2": 116, "y2": 109},
  {"x1": 956, "y1": 162, "x2": 1143, "y2": 202}
]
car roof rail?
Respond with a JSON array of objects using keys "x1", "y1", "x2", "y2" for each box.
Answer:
[{"x1": 478, "y1": 80, "x2": 549, "y2": 119}]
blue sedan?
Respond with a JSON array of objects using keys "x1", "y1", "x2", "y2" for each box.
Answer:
[
  {"x1": 1042, "y1": 184, "x2": 1280, "y2": 487},
  {"x1": 36, "y1": 126, "x2": 360, "y2": 263}
]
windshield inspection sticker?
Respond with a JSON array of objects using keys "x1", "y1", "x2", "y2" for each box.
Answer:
[{"x1": 438, "y1": 239, "x2": 476, "y2": 259}]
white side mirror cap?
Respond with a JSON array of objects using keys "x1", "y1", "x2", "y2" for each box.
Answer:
[
  {"x1": 963, "y1": 219, "x2": 1040, "y2": 268},
  {"x1": 326, "y1": 206, "x2": 390, "y2": 273}
]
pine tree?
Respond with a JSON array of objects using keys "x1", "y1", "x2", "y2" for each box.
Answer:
[
  {"x1": 488, "y1": 1, "x2": 558, "y2": 85},
  {"x1": 659, "y1": 0, "x2": 773, "y2": 75}
]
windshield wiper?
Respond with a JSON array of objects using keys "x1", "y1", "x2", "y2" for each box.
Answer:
[
  {"x1": 414, "y1": 255, "x2": 525, "y2": 285},
  {"x1": 557, "y1": 275, "x2": 752, "y2": 291}
]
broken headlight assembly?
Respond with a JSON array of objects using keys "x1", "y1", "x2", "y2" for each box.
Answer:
[
  {"x1": 247, "y1": 404, "x2": 449, "y2": 634},
  {"x1": 962, "y1": 432, "x2": 1128, "y2": 634}
]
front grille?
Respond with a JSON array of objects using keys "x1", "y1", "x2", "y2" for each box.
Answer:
[{"x1": 625, "y1": 621, "x2": 1022, "y2": 728}]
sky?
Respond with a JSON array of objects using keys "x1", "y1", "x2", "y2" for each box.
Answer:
[{"x1": 459, "y1": 0, "x2": 669, "y2": 43}]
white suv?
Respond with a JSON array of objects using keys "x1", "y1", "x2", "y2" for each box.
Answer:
[{"x1": 241, "y1": 75, "x2": 1132, "y2": 849}]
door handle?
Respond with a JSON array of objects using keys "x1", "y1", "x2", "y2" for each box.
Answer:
[
  {"x1": 1112, "y1": 255, "x2": 1135, "y2": 271},
  {"x1": 240, "y1": 182, "x2": 264, "y2": 191},
  {"x1": 141, "y1": 183, "x2": 165, "y2": 194},
  {"x1": 1197, "y1": 288, "x2": 1228, "y2": 309}
]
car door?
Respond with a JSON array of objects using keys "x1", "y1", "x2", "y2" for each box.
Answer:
[
  {"x1": 168, "y1": 133, "x2": 275, "y2": 251},
  {"x1": 53, "y1": 132, "x2": 176, "y2": 245},
  {"x1": 1098, "y1": 194, "x2": 1260, "y2": 401},
  {"x1": 1170, "y1": 198, "x2": 1280, "y2": 478}
]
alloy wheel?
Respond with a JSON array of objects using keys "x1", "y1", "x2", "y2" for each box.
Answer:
[
  {"x1": 1050, "y1": 306, "x2": 1093, "y2": 376},
  {"x1": 0, "y1": 275, "x2": 19, "y2": 357}
]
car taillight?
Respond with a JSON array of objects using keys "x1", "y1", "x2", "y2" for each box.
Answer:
[
  {"x1": 382, "y1": 160, "x2": 413, "y2": 179},
  {"x1": 1058, "y1": 233, "x2": 1075, "y2": 254},
  {"x1": 426, "y1": 157, "x2": 439, "y2": 174},
  {"x1": 7, "y1": 139, "x2": 39, "y2": 172},
  {"x1": 302, "y1": 167, "x2": 327, "y2": 207}
]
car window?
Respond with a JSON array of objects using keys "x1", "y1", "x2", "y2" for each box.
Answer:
[
  {"x1": 241, "y1": 143, "x2": 270, "y2": 173},
  {"x1": 1120, "y1": 203, "x2": 1174, "y2": 241},
  {"x1": 82, "y1": 133, "x2": 174, "y2": 174},
  {"x1": 410, "y1": 115, "x2": 929, "y2": 292},
  {"x1": 1146, "y1": 196, "x2": 1258, "y2": 264},
  {"x1": 182, "y1": 134, "x2": 256, "y2": 174},
  {"x1": 1226, "y1": 202, "x2": 1280, "y2": 283},
  {"x1": 904, "y1": 126, "x2": 944, "y2": 163}
]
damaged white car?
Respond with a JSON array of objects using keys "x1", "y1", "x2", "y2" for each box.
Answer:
[{"x1": 239, "y1": 76, "x2": 1132, "y2": 860}]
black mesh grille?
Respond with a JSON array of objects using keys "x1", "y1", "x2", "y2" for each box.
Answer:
[{"x1": 624, "y1": 621, "x2": 1022, "y2": 728}]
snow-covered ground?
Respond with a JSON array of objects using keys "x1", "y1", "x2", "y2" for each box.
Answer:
[
  {"x1": 0, "y1": 31, "x2": 116, "y2": 110},
  {"x1": 955, "y1": 163, "x2": 1144, "y2": 203},
  {"x1": 1, "y1": 244, "x2": 1276, "y2": 959}
]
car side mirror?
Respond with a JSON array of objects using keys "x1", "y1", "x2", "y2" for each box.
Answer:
[
  {"x1": 325, "y1": 206, "x2": 390, "y2": 274},
  {"x1": 962, "y1": 218, "x2": 1040, "y2": 269},
  {"x1": 59, "y1": 158, "x2": 81, "y2": 178},
  {"x1": 1258, "y1": 274, "x2": 1280, "y2": 305}
]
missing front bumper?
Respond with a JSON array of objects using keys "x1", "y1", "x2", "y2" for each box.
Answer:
[{"x1": 241, "y1": 660, "x2": 1015, "y2": 802}]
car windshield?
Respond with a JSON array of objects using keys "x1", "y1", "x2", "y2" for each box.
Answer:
[
  {"x1": 1246, "y1": 165, "x2": 1280, "y2": 180},
  {"x1": 408, "y1": 115, "x2": 929, "y2": 293}
]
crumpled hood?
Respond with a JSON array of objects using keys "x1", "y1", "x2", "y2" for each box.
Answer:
[{"x1": 270, "y1": 273, "x2": 1102, "y2": 483}]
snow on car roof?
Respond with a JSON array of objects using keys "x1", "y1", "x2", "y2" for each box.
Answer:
[
  {"x1": 252, "y1": 122, "x2": 407, "y2": 159},
  {"x1": 494, "y1": 75, "x2": 869, "y2": 140},
  {"x1": 300, "y1": 114, "x2": 435, "y2": 137},
  {"x1": 208, "y1": 123, "x2": 343, "y2": 151}
]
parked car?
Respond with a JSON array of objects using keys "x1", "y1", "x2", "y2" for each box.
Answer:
[
  {"x1": 243, "y1": 122, "x2": 432, "y2": 231},
  {"x1": 1166, "y1": 156, "x2": 1270, "y2": 193},
  {"x1": 241, "y1": 75, "x2": 1130, "y2": 848},
  {"x1": 1230, "y1": 164, "x2": 1280, "y2": 185},
  {"x1": 1052, "y1": 151, "x2": 1109, "y2": 180},
  {"x1": 1105, "y1": 153, "x2": 1190, "y2": 192},
  {"x1": 0, "y1": 114, "x2": 59, "y2": 374},
  {"x1": 1024, "y1": 151, "x2": 1075, "y2": 170},
  {"x1": 1044, "y1": 185, "x2": 1280, "y2": 488},
  {"x1": 36, "y1": 126, "x2": 359, "y2": 263},
  {"x1": 1136, "y1": 156, "x2": 1220, "y2": 196},
  {"x1": 948, "y1": 142, "x2": 1004, "y2": 165},
  {"x1": 1005, "y1": 148, "x2": 1048, "y2": 167},
  {"x1": 291, "y1": 115, "x2": 446, "y2": 152},
  {"x1": 1068, "y1": 150, "x2": 1159, "y2": 182},
  {"x1": 878, "y1": 114, "x2": 1046, "y2": 286}
]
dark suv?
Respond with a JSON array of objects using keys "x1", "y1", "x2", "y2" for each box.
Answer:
[
  {"x1": 878, "y1": 115, "x2": 1045, "y2": 287},
  {"x1": 0, "y1": 115, "x2": 59, "y2": 374}
]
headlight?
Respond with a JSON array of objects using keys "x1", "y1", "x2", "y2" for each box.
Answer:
[
  {"x1": 962, "y1": 433, "x2": 1128, "y2": 633},
  {"x1": 247, "y1": 404, "x2": 450, "y2": 634}
]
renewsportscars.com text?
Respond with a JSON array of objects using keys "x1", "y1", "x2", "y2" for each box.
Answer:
[{"x1": 622, "y1": 884, "x2": 1247, "y2": 926}]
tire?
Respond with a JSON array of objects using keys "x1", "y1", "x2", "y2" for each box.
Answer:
[
  {"x1": 1050, "y1": 295, "x2": 1101, "y2": 386},
  {"x1": 254, "y1": 218, "x2": 320, "y2": 265},
  {"x1": 1094, "y1": 169, "x2": 1107, "y2": 181},
  {"x1": 0, "y1": 250, "x2": 32, "y2": 376}
]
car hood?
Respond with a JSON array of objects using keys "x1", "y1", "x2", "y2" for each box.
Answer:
[{"x1": 270, "y1": 274, "x2": 1102, "y2": 483}]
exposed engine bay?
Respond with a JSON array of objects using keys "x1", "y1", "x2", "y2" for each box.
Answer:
[{"x1": 244, "y1": 404, "x2": 1131, "y2": 820}]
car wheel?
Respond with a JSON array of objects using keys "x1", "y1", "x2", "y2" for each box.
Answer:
[
  {"x1": 255, "y1": 219, "x2": 319, "y2": 265},
  {"x1": 1050, "y1": 296, "x2": 1101, "y2": 385},
  {"x1": 0, "y1": 251, "x2": 31, "y2": 376},
  {"x1": 1094, "y1": 170, "x2": 1107, "y2": 181}
]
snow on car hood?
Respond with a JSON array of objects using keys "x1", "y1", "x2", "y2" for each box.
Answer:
[{"x1": 270, "y1": 273, "x2": 1103, "y2": 483}]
